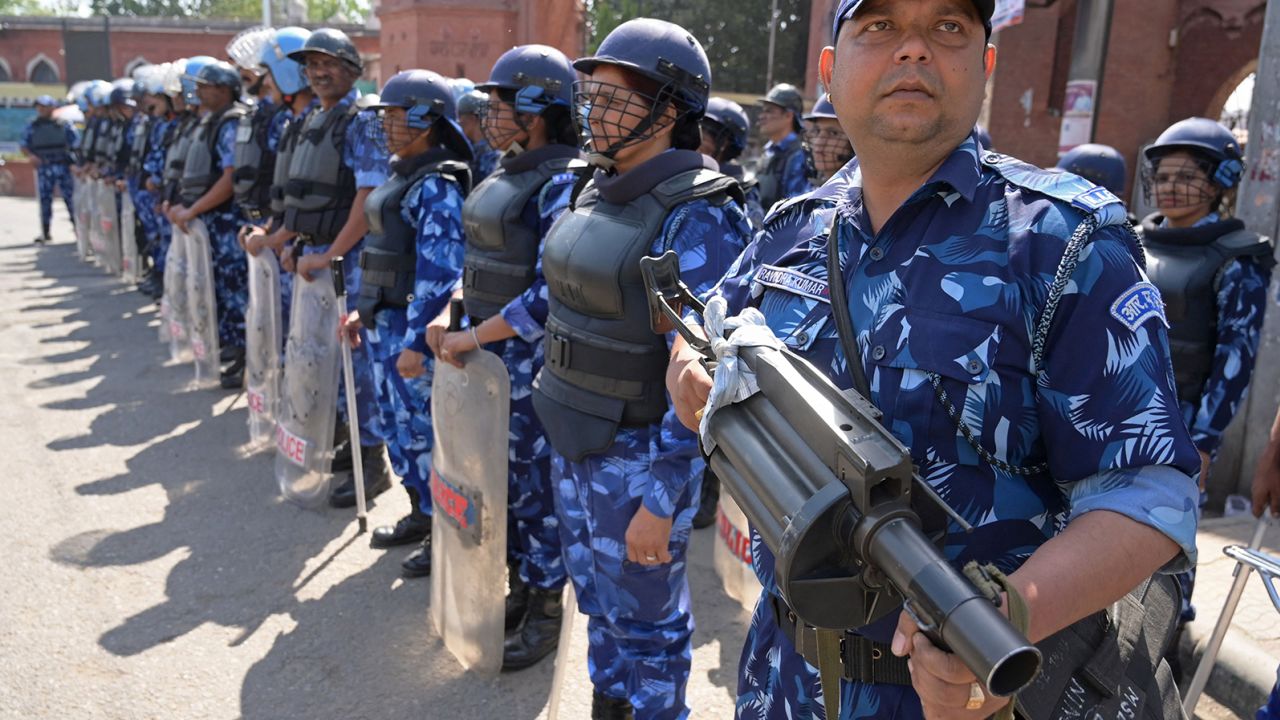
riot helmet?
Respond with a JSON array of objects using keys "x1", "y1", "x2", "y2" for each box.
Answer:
[
  {"x1": 700, "y1": 96, "x2": 749, "y2": 163},
  {"x1": 803, "y1": 94, "x2": 853, "y2": 182},
  {"x1": 1057, "y1": 143, "x2": 1127, "y2": 198},
  {"x1": 1142, "y1": 117, "x2": 1243, "y2": 215},
  {"x1": 260, "y1": 26, "x2": 312, "y2": 96},
  {"x1": 370, "y1": 69, "x2": 473, "y2": 161},
  {"x1": 287, "y1": 28, "x2": 362, "y2": 73},
  {"x1": 477, "y1": 44, "x2": 578, "y2": 152},
  {"x1": 572, "y1": 18, "x2": 713, "y2": 167},
  {"x1": 182, "y1": 56, "x2": 217, "y2": 106}
]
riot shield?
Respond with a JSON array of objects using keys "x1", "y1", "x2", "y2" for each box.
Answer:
[
  {"x1": 163, "y1": 226, "x2": 192, "y2": 362},
  {"x1": 430, "y1": 348, "x2": 511, "y2": 675},
  {"x1": 120, "y1": 192, "x2": 140, "y2": 283},
  {"x1": 98, "y1": 185, "x2": 122, "y2": 276},
  {"x1": 184, "y1": 219, "x2": 221, "y2": 387},
  {"x1": 274, "y1": 271, "x2": 340, "y2": 506},
  {"x1": 87, "y1": 181, "x2": 106, "y2": 260},
  {"x1": 713, "y1": 495, "x2": 764, "y2": 613},
  {"x1": 245, "y1": 248, "x2": 283, "y2": 449},
  {"x1": 73, "y1": 179, "x2": 93, "y2": 262}
]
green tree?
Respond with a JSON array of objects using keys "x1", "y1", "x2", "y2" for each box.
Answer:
[{"x1": 585, "y1": 0, "x2": 811, "y2": 95}]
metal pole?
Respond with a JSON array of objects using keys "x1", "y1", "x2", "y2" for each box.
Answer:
[
  {"x1": 1055, "y1": 0, "x2": 1115, "y2": 155},
  {"x1": 1234, "y1": 0, "x2": 1280, "y2": 497},
  {"x1": 765, "y1": 0, "x2": 780, "y2": 92},
  {"x1": 331, "y1": 256, "x2": 368, "y2": 534},
  {"x1": 262, "y1": 0, "x2": 271, "y2": 27},
  {"x1": 1181, "y1": 517, "x2": 1272, "y2": 715}
]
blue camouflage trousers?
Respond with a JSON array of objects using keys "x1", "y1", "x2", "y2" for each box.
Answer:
[
  {"x1": 552, "y1": 428, "x2": 701, "y2": 720},
  {"x1": 36, "y1": 162, "x2": 75, "y2": 232},
  {"x1": 488, "y1": 336, "x2": 563, "y2": 591},
  {"x1": 365, "y1": 306, "x2": 433, "y2": 512},
  {"x1": 302, "y1": 243, "x2": 383, "y2": 447},
  {"x1": 203, "y1": 211, "x2": 248, "y2": 351},
  {"x1": 127, "y1": 180, "x2": 160, "y2": 259},
  {"x1": 736, "y1": 591, "x2": 925, "y2": 720}
]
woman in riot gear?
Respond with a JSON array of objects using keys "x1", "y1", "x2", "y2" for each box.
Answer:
[
  {"x1": 526, "y1": 18, "x2": 752, "y2": 719},
  {"x1": 431, "y1": 43, "x2": 583, "y2": 672},
  {"x1": 1137, "y1": 116, "x2": 1275, "y2": 672},
  {"x1": 339, "y1": 69, "x2": 475, "y2": 578},
  {"x1": 699, "y1": 96, "x2": 764, "y2": 230},
  {"x1": 802, "y1": 94, "x2": 854, "y2": 188}
]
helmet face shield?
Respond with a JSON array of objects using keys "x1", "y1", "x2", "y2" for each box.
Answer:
[
  {"x1": 1141, "y1": 151, "x2": 1219, "y2": 211},
  {"x1": 805, "y1": 120, "x2": 854, "y2": 180},
  {"x1": 481, "y1": 91, "x2": 528, "y2": 151},
  {"x1": 573, "y1": 77, "x2": 684, "y2": 162}
]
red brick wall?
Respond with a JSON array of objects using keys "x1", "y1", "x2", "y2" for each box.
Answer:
[
  {"x1": 377, "y1": 0, "x2": 582, "y2": 83},
  {"x1": 0, "y1": 27, "x2": 65, "y2": 82}
]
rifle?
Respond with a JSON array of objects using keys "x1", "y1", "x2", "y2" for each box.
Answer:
[{"x1": 640, "y1": 251, "x2": 1041, "y2": 701}]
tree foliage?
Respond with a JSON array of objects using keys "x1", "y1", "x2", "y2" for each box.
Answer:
[
  {"x1": 585, "y1": 0, "x2": 812, "y2": 95},
  {"x1": 83, "y1": 0, "x2": 367, "y2": 22}
]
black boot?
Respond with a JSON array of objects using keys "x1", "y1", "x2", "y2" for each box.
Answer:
[
  {"x1": 34, "y1": 226, "x2": 50, "y2": 245},
  {"x1": 331, "y1": 424, "x2": 353, "y2": 474},
  {"x1": 692, "y1": 466, "x2": 721, "y2": 530},
  {"x1": 220, "y1": 345, "x2": 238, "y2": 363},
  {"x1": 220, "y1": 348, "x2": 245, "y2": 390},
  {"x1": 328, "y1": 444, "x2": 393, "y2": 508},
  {"x1": 505, "y1": 562, "x2": 529, "y2": 631},
  {"x1": 370, "y1": 487, "x2": 431, "y2": 549},
  {"x1": 502, "y1": 586, "x2": 564, "y2": 671},
  {"x1": 400, "y1": 534, "x2": 432, "y2": 577},
  {"x1": 591, "y1": 691, "x2": 634, "y2": 720}
]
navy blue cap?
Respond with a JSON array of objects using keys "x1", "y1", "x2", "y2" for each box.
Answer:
[
  {"x1": 833, "y1": 0, "x2": 994, "y2": 39},
  {"x1": 34, "y1": 95, "x2": 58, "y2": 107}
]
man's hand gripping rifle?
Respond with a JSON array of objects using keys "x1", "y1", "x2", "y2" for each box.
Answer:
[{"x1": 640, "y1": 251, "x2": 1042, "y2": 699}]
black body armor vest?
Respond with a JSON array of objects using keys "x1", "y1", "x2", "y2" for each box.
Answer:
[
  {"x1": 283, "y1": 103, "x2": 359, "y2": 244},
  {"x1": 1139, "y1": 214, "x2": 1275, "y2": 408},
  {"x1": 356, "y1": 150, "x2": 472, "y2": 318},
  {"x1": 28, "y1": 118, "x2": 71, "y2": 163},
  {"x1": 532, "y1": 150, "x2": 744, "y2": 461},
  {"x1": 755, "y1": 138, "x2": 802, "y2": 211},
  {"x1": 233, "y1": 102, "x2": 283, "y2": 220},
  {"x1": 163, "y1": 113, "x2": 198, "y2": 203},
  {"x1": 461, "y1": 144, "x2": 582, "y2": 321},
  {"x1": 180, "y1": 104, "x2": 248, "y2": 207}
]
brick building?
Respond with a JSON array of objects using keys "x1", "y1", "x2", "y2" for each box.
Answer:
[
  {"x1": 376, "y1": 0, "x2": 584, "y2": 82},
  {"x1": 0, "y1": 16, "x2": 380, "y2": 87},
  {"x1": 804, "y1": 0, "x2": 1267, "y2": 201}
]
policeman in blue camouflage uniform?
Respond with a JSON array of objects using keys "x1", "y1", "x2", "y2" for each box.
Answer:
[
  {"x1": 339, "y1": 69, "x2": 474, "y2": 577},
  {"x1": 126, "y1": 69, "x2": 166, "y2": 292},
  {"x1": 21, "y1": 95, "x2": 78, "y2": 244},
  {"x1": 700, "y1": 96, "x2": 765, "y2": 230},
  {"x1": 241, "y1": 27, "x2": 317, "y2": 336},
  {"x1": 282, "y1": 28, "x2": 392, "y2": 507},
  {"x1": 169, "y1": 61, "x2": 251, "y2": 389},
  {"x1": 1135, "y1": 117, "x2": 1275, "y2": 671},
  {"x1": 139, "y1": 61, "x2": 189, "y2": 298},
  {"x1": 530, "y1": 19, "x2": 752, "y2": 719},
  {"x1": 458, "y1": 89, "x2": 501, "y2": 181},
  {"x1": 434, "y1": 43, "x2": 583, "y2": 668},
  {"x1": 668, "y1": 1, "x2": 1201, "y2": 717},
  {"x1": 755, "y1": 83, "x2": 810, "y2": 211}
]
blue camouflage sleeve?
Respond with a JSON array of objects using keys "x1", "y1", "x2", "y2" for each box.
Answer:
[
  {"x1": 143, "y1": 120, "x2": 168, "y2": 181},
  {"x1": 403, "y1": 175, "x2": 467, "y2": 354},
  {"x1": 66, "y1": 123, "x2": 81, "y2": 148},
  {"x1": 782, "y1": 147, "x2": 811, "y2": 200},
  {"x1": 1188, "y1": 257, "x2": 1271, "y2": 457},
  {"x1": 1036, "y1": 222, "x2": 1201, "y2": 568},
  {"x1": 502, "y1": 174, "x2": 577, "y2": 343},
  {"x1": 344, "y1": 110, "x2": 390, "y2": 189},
  {"x1": 645, "y1": 197, "x2": 752, "y2": 518},
  {"x1": 216, "y1": 118, "x2": 237, "y2": 170},
  {"x1": 266, "y1": 110, "x2": 288, "y2": 153},
  {"x1": 20, "y1": 123, "x2": 34, "y2": 151}
]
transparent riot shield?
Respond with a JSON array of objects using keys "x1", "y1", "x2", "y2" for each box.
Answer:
[
  {"x1": 274, "y1": 270, "x2": 340, "y2": 506},
  {"x1": 245, "y1": 248, "x2": 283, "y2": 449},
  {"x1": 184, "y1": 218, "x2": 221, "y2": 388},
  {"x1": 430, "y1": 348, "x2": 511, "y2": 675},
  {"x1": 120, "y1": 192, "x2": 140, "y2": 283},
  {"x1": 73, "y1": 179, "x2": 93, "y2": 262},
  {"x1": 163, "y1": 225, "x2": 192, "y2": 362},
  {"x1": 98, "y1": 184, "x2": 122, "y2": 275},
  {"x1": 88, "y1": 181, "x2": 107, "y2": 260},
  {"x1": 713, "y1": 494, "x2": 765, "y2": 613}
]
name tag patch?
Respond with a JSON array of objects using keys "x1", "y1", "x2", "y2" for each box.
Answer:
[
  {"x1": 755, "y1": 265, "x2": 829, "y2": 303},
  {"x1": 1110, "y1": 282, "x2": 1168, "y2": 331}
]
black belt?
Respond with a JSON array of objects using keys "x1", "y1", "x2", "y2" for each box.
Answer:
[
  {"x1": 545, "y1": 331, "x2": 667, "y2": 382},
  {"x1": 770, "y1": 595, "x2": 913, "y2": 686}
]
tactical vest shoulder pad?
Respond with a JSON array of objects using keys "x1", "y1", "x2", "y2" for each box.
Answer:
[
  {"x1": 982, "y1": 151, "x2": 1128, "y2": 227},
  {"x1": 429, "y1": 159, "x2": 474, "y2": 197},
  {"x1": 651, "y1": 168, "x2": 745, "y2": 211},
  {"x1": 1217, "y1": 228, "x2": 1277, "y2": 269}
]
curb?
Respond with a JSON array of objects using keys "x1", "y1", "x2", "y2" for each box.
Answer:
[{"x1": 1181, "y1": 621, "x2": 1275, "y2": 716}]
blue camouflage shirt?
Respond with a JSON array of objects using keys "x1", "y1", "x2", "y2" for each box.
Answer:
[
  {"x1": 763, "y1": 132, "x2": 811, "y2": 204},
  {"x1": 402, "y1": 173, "x2": 468, "y2": 354},
  {"x1": 143, "y1": 115, "x2": 175, "y2": 186},
  {"x1": 470, "y1": 138, "x2": 501, "y2": 181},
  {"x1": 711, "y1": 135, "x2": 1201, "y2": 606}
]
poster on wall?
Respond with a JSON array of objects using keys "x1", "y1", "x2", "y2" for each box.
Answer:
[{"x1": 1058, "y1": 79, "x2": 1097, "y2": 157}]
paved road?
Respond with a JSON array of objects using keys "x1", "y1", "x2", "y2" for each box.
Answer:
[
  {"x1": 0, "y1": 194, "x2": 1264, "y2": 719},
  {"x1": 0, "y1": 196, "x2": 750, "y2": 719}
]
